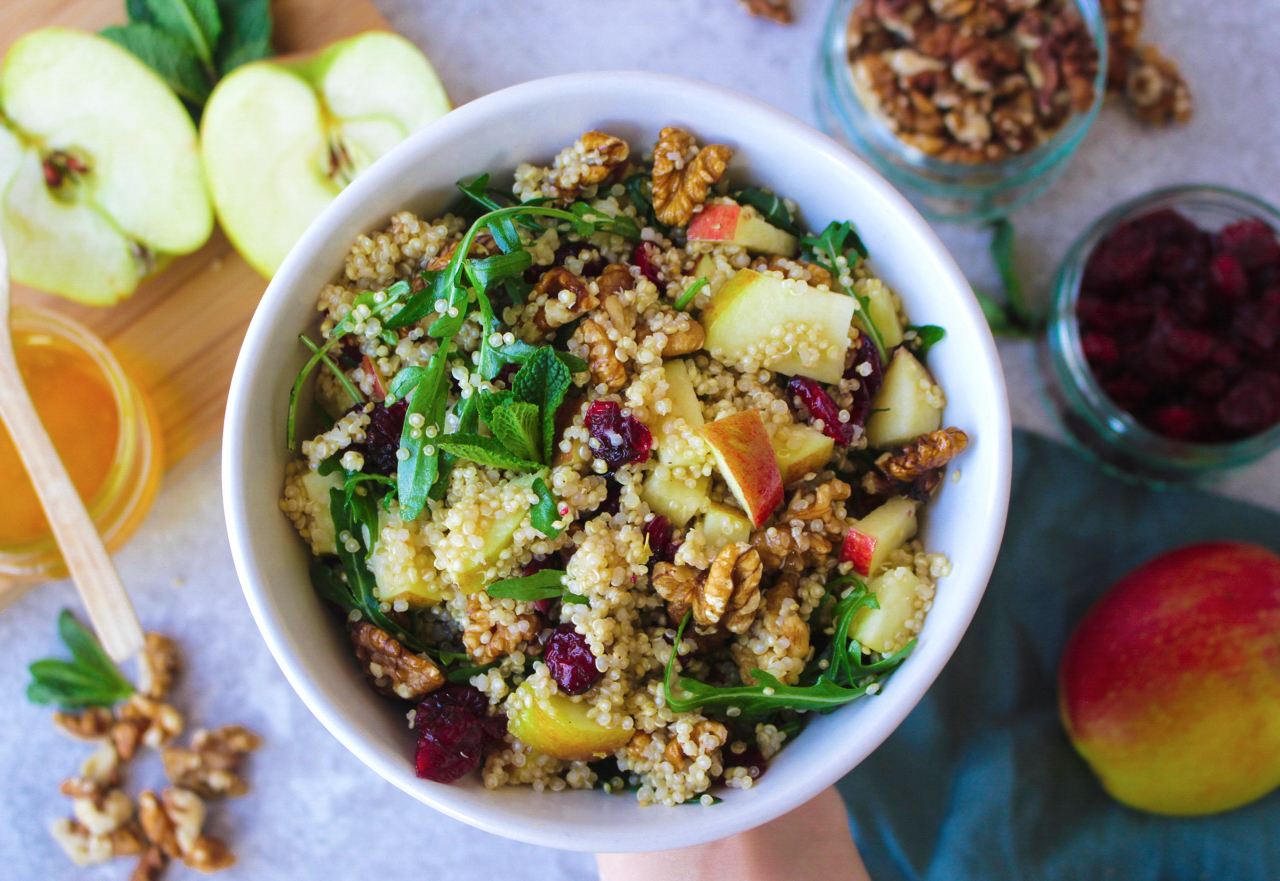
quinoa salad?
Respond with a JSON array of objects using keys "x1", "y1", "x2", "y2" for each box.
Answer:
[{"x1": 279, "y1": 127, "x2": 969, "y2": 806}]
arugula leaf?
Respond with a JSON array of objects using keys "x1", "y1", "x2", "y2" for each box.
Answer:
[
  {"x1": 317, "y1": 453, "x2": 342, "y2": 476},
  {"x1": 465, "y1": 251, "x2": 533, "y2": 292},
  {"x1": 456, "y1": 175, "x2": 541, "y2": 237},
  {"x1": 27, "y1": 611, "x2": 136, "y2": 710},
  {"x1": 299, "y1": 334, "x2": 364, "y2": 406},
  {"x1": 487, "y1": 401, "x2": 542, "y2": 464},
  {"x1": 512, "y1": 346, "x2": 571, "y2": 464},
  {"x1": 485, "y1": 569, "x2": 566, "y2": 601},
  {"x1": 102, "y1": 23, "x2": 211, "y2": 104},
  {"x1": 563, "y1": 201, "x2": 642, "y2": 241},
  {"x1": 734, "y1": 188, "x2": 801, "y2": 237},
  {"x1": 674, "y1": 277, "x2": 709, "y2": 312},
  {"x1": 446, "y1": 661, "x2": 500, "y2": 684},
  {"x1": 434, "y1": 434, "x2": 540, "y2": 472},
  {"x1": 503, "y1": 275, "x2": 533, "y2": 306},
  {"x1": 530, "y1": 477, "x2": 563, "y2": 537},
  {"x1": 802, "y1": 220, "x2": 884, "y2": 362},
  {"x1": 905, "y1": 325, "x2": 946, "y2": 359},
  {"x1": 981, "y1": 219, "x2": 1043, "y2": 336},
  {"x1": 396, "y1": 342, "x2": 451, "y2": 520},
  {"x1": 389, "y1": 365, "x2": 427, "y2": 400},
  {"x1": 324, "y1": 489, "x2": 429, "y2": 653},
  {"x1": 620, "y1": 173, "x2": 660, "y2": 229}
]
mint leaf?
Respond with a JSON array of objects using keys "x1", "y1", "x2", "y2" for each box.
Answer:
[
  {"x1": 735, "y1": 188, "x2": 801, "y2": 237},
  {"x1": 487, "y1": 339, "x2": 587, "y2": 377},
  {"x1": 27, "y1": 611, "x2": 136, "y2": 710},
  {"x1": 487, "y1": 402, "x2": 542, "y2": 464},
  {"x1": 214, "y1": 0, "x2": 271, "y2": 74},
  {"x1": 512, "y1": 347, "x2": 571, "y2": 464},
  {"x1": 141, "y1": 0, "x2": 221, "y2": 68},
  {"x1": 476, "y1": 390, "x2": 516, "y2": 425},
  {"x1": 102, "y1": 23, "x2": 211, "y2": 105},
  {"x1": 434, "y1": 434, "x2": 540, "y2": 472},
  {"x1": 486, "y1": 569, "x2": 566, "y2": 601},
  {"x1": 530, "y1": 477, "x2": 563, "y2": 537},
  {"x1": 397, "y1": 342, "x2": 450, "y2": 520}
]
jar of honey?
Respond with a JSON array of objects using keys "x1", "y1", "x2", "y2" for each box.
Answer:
[{"x1": 0, "y1": 307, "x2": 162, "y2": 580}]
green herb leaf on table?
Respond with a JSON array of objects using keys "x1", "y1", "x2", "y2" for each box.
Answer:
[
  {"x1": 735, "y1": 188, "x2": 802, "y2": 237},
  {"x1": 530, "y1": 477, "x2": 563, "y2": 537},
  {"x1": 486, "y1": 569, "x2": 567, "y2": 601},
  {"x1": 27, "y1": 610, "x2": 136, "y2": 710},
  {"x1": 434, "y1": 434, "x2": 540, "y2": 472},
  {"x1": 101, "y1": 23, "x2": 211, "y2": 105},
  {"x1": 214, "y1": 0, "x2": 271, "y2": 73},
  {"x1": 138, "y1": 0, "x2": 221, "y2": 69}
]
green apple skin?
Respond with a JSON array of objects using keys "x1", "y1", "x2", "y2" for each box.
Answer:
[
  {"x1": 1059, "y1": 542, "x2": 1280, "y2": 816},
  {"x1": 201, "y1": 31, "x2": 450, "y2": 277},
  {"x1": 507, "y1": 680, "x2": 632, "y2": 762},
  {"x1": 0, "y1": 28, "x2": 211, "y2": 304}
]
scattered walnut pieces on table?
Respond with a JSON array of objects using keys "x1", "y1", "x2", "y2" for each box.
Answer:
[
  {"x1": 44, "y1": 631, "x2": 261, "y2": 880},
  {"x1": 845, "y1": 0, "x2": 1100, "y2": 163},
  {"x1": 1098, "y1": 0, "x2": 1193, "y2": 126},
  {"x1": 737, "y1": 0, "x2": 794, "y2": 24}
]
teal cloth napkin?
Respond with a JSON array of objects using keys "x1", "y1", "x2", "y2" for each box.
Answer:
[{"x1": 837, "y1": 429, "x2": 1280, "y2": 881}]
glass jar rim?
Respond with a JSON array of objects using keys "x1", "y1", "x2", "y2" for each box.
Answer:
[
  {"x1": 818, "y1": 0, "x2": 1109, "y2": 198},
  {"x1": 1047, "y1": 183, "x2": 1280, "y2": 476}
]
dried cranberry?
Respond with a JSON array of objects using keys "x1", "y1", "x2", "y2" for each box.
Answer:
[
  {"x1": 1218, "y1": 372, "x2": 1280, "y2": 438},
  {"x1": 1210, "y1": 252, "x2": 1250, "y2": 302},
  {"x1": 552, "y1": 245, "x2": 606, "y2": 278},
  {"x1": 1083, "y1": 220, "x2": 1156, "y2": 289},
  {"x1": 337, "y1": 335, "x2": 364, "y2": 369},
  {"x1": 1218, "y1": 218, "x2": 1280, "y2": 270},
  {"x1": 349, "y1": 399, "x2": 408, "y2": 475},
  {"x1": 585, "y1": 400, "x2": 653, "y2": 470},
  {"x1": 544, "y1": 624, "x2": 601, "y2": 695},
  {"x1": 414, "y1": 685, "x2": 506, "y2": 783},
  {"x1": 633, "y1": 241, "x2": 664, "y2": 289},
  {"x1": 721, "y1": 745, "x2": 768, "y2": 781},
  {"x1": 1152, "y1": 405, "x2": 1199, "y2": 440},
  {"x1": 644, "y1": 515, "x2": 677, "y2": 564},
  {"x1": 788, "y1": 376, "x2": 854, "y2": 446},
  {"x1": 599, "y1": 479, "x2": 622, "y2": 515},
  {"x1": 1081, "y1": 332, "x2": 1120, "y2": 370}
]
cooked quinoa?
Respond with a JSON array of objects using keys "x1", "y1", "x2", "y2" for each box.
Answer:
[{"x1": 280, "y1": 127, "x2": 968, "y2": 805}]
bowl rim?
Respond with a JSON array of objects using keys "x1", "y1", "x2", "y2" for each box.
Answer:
[{"x1": 222, "y1": 70, "x2": 1013, "y2": 852}]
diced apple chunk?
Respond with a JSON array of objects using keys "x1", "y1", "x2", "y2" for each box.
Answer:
[
  {"x1": 701, "y1": 269, "x2": 855, "y2": 384},
  {"x1": 698, "y1": 410, "x2": 784, "y2": 528},
  {"x1": 294, "y1": 468, "x2": 343, "y2": 555},
  {"x1": 770, "y1": 423, "x2": 835, "y2": 485},
  {"x1": 849, "y1": 567, "x2": 924, "y2": 654},
  {"x1": 840, "y1": 496, "x2": 919, "y2": 577},
  {"x1": 854, "y1": 279, "x2": 904, "y2": 350},
  {"x1": 702, "y1": 501, "x2": 753, "y2": 554},
  {"x1": 369, "y1": 508, "x2": 446, "y2": 608},
  {"x1": 448, "y1": 503, "x2": 529, "y2": 594},
  {"x1": 507, "y1": 679, "x2": 632, "y2": 761},
  {"x1": 654, "y1": 360, "x2": 708, "y2": 469},
  {"x1": 865, "y1": 348, "x2": 943, "y2": 449},
  {"x1": 642, "y1": 472, "x2": 709, "y2": 527},
  {"x1": 687, "y1": 201, "x2": 798, "y2": 256}
]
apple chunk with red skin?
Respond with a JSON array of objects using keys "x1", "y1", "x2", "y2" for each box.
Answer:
[
  {"x1": 688, "y1": 201, "x2": 798, "y2": 257},
  {"x1": 1058, "y1": 542, "x2": 1280, "y2": 816},
  {"x1": 697, "y1": 410, "x2": 783, "y2": 528},
  {"x1": 840, "y1": 496, "x2": 919, "y2": 577}
]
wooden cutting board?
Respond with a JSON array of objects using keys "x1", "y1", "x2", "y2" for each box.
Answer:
[{"x1": 0, "y1": 0, "x2": 391, "y2": 471}]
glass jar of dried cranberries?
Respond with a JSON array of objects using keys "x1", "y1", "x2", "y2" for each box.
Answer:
[{"x1": 1043, "y1": 185, "x2": 1280, "y2": 485}]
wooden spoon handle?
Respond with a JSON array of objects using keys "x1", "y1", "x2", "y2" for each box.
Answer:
[{"x1": 0, "y1": 353, "x2": 143, "y2": 662}]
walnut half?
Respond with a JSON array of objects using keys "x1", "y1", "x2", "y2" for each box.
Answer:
[
  {"x1": 654, "y1": 542, "x2": 763, "y2": 635},
  {"x1": 651, "y1": 127, "x2": 733, "y2": 227},
  {"x1": 350, "y1": 622, "x2": 443, "y2": 700}
]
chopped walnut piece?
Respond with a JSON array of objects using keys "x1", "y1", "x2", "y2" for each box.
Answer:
[
  {"x1": 575, "y1": 318, "x2": 628, "y2": 392},
  {"x1": 61, "y1": 744, "x2": 122, "y2": 800},
  {"x1": 426, "y1": 232, "x2": 500, "y2": 271},
  {"x1": 529, "y1": 267, "x2": 598, "y2": 338},
  {"x1": 184, "y1": 834, "x2": 236, "y2": 873},
  {"x1": 737, "y1": 0, "x2": 793, "y2": 23},
  {"x1": 752, "y1": 479, "x2": 852, "y2": 573},
  {"x1": 162, "y1": 725, "x2": 262, "y2": 800},
  {"x1": 349, "y1": 622, "x2": 443, "y2": 700},
  {"x1": 863, "y1": 467, "x2": 943, "y2": 502},
  {"x1": 651, "y1": 127, "x2": 733, "y2": 227},
  {"x1": 636, "y1": 309, "x2": 705, "y2": 358},
  {"x1": 53, "y1": 706, "x2": 114, "y2": 741},
  {"x1": 50, "y1": 818, "x2": 145, "y2": 866},
  {"x1": 877, "y1": 427, "x2": 969, "y2": 481},
  {"x1": 139, "y1": 632, "x2": 181, "y2": 700},
  {"x1": 462, "y1": 593, "x2": 542, "y2": 663},
  {"x1": 731, "y1": 573, "x2": 811, "y2": 686},
  {"x1": 1099, "y1": 0, "x2": 1144, "y2": 90},
  {"x1": 1123, "y1": 44, "x2": 1192, "y2": 127},
  {"x1": 117, "y1": 694, "x2": 185, "y2": 754},
  {"x1": 654, "y1": 542, "x2": 764, "y2": 635},
  {"x1": 73, "y1": 789, "x2": 135, "y2": 836},
  {"x1": 139, "y1": 789, "x2": 235, "y2": 873},
  {"x1": 130, "y1": 846, "x2": 168, "y2": 881}
]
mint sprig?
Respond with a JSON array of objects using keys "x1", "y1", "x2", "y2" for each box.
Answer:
[
  {"x1": 27, "y1": 611, "x2": 136, "y2": 710},
  {"x1": 105, "y1": 0, "x2": 273, "y2": 116},
  {"x1": 486, "y1": 569, "x2": 587, "y2": 604}
]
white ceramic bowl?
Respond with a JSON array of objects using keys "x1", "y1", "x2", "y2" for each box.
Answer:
[{"x1": 223, "y1": 71, "x2": 1012, "y2": 853}]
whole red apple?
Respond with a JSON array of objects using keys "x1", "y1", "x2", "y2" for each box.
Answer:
[{"x1": 1058, "y1": 541, "x2": 1280, "y2": 815}]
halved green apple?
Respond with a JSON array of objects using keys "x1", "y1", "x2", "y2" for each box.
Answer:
[
  {"x1": 201, "y1": 31, "x2": 450, "y2": 277},
  {"x1": 0, "y1": 28, "x2": 212, "y2": 304}
]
